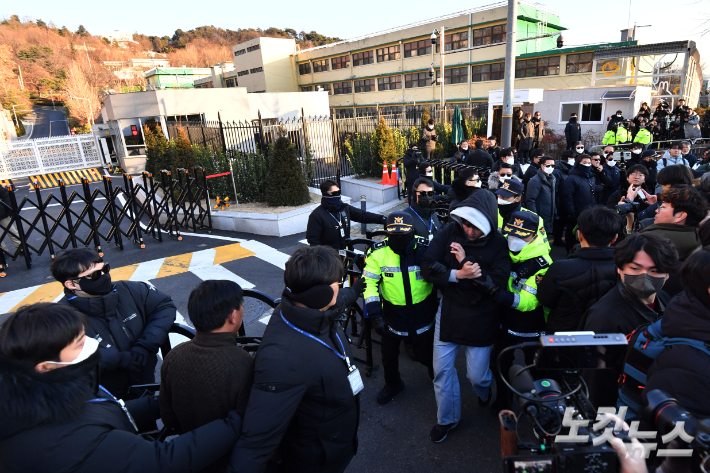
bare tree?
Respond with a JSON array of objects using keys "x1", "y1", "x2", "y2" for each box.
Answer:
[{"x1": 65, "y1": 63, "x2": 99, "y2": 124}]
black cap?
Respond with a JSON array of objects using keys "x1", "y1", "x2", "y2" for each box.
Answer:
[
  {"x1": 386, "y1": 212, "x2": 413, "y2": 233},
  {"x1": 495, "y1": 179, "x2": 524, "y2": 198},
  {"x1": 503, "y1": 210, "x2": 539, "y2": 238},
  {"x1": 642, "y1": 150, "x2": 660, "y2": 159}
]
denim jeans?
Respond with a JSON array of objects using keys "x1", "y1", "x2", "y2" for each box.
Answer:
[{"x1": 432, "y1": 303, "x2": 493, "y2": 425}]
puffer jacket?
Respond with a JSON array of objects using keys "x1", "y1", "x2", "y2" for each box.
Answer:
[
  {"x1": 560, "y1": 166, "x2": 597, "y2": 218},
  {"x1": 421, "y1": 190, "x2": 511, "y2": 347},
  {"x1": 524, "y1": 169, "x2": 556, "y2": 235},
  {"x1": 65, "y1": 281, "x2": 176, "y2": 398}
]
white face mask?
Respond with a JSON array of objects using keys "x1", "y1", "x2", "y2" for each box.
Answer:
[
  {"x1": 575, "y1": 148, "x2": 585, "y2": 154},
  {"x1": 498, "y1": 197, "x2": 514, "y2": 206},
  {"x1": 505, "y1": 157, "x2": 514, "y2": 165},
  {"x1": 508, "y1": 235, "x2": 530, "y2": 253},
  {"x1": 567, "y1": 159, "x2": 575, "y2": 165},
  {"x1": 617, "y1": 114, "x2": 622, "y2": 117},
  {"x1": 461, "y1": 145, "x2": 468, "y2": 150},
  {"x1": 632, "y1": 149, "x2": 642, "y2": 155},
  {"x1": 473, "y1": 181, "x2": 482, "y2": 188},
  {"x1": 607, "y1": 160, "x2": 616, "y2": 167},
  {"x1": 426, "y1": 172, "x2": 433, "y2": 177},
  {"x1": 543, "y1": 165, "x2": 554, "y2": 174},
  {"x1": 41, "y1": 336, "x2": 99, "y2": 366},
  {"x1": 499, "y1": 176, "x2": 511, "y2": 184},
  {"x1": 428, "y1": 125, "x2": 434, "y2": 130},
  {"x1": 581, "y1": 163, "x2": 592, "y2": 168}
]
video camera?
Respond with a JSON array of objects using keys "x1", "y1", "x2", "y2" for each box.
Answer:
[{"x1": 615, "y1": 198, "x2": 641, "y2": 215}]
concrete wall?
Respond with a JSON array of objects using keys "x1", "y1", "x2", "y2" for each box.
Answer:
[{"x1": 247, "y1": 91, "x2": 331, "y2": 120}]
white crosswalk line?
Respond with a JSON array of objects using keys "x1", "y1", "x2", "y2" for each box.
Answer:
[
  {"x1": 189, "y1": 264, "x2": 255, "y2": 289},
  {"x1": 259, "y1": 315, "x2": 271, "y2": 325},
  {"x1": 299, "y1": 239, "x2": 308, "y2": 245},
  {"x1": 0, "y1": 285, "x2": 42, "y2": 314},
  {"x1": 169, "y1": 311, "x2": 191, "y2": 349},
  {"x1": 187, "y1": 248, "x2": 216, "y2": 271},
  {"x1": 129, "y1": 258, "x2": 165, "y2": 282},
  {"x1": 240, "y1": 240, "x2": 290, "y2": 270}
]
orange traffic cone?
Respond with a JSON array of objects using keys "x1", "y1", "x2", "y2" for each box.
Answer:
[
  {"x1": 379, "y1": 164, "x2": 389, "y2": 185},
  {"x1": 390, "y1": 164, "x2": 398, "y2": 186}
]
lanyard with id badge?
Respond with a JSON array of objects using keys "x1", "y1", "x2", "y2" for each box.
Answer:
[
  {"x1": 409, "y1": 206, "x2": 434, "y2": 242},
  {"x1": 327, "y1": 211, "x2": 346, "y2": 238},
  {"x1": 280, "y1": 312, "x2": 364, "y2": 396},
  {"x1": 86, "y1": 385, "x2": 139, "y2": 431}
]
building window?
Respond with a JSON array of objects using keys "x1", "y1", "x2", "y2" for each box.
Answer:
[
  {"x1": 380, "y1": 106, "x2": 402, "y2": 115},
  {"x1": 353, "y1": 51, "x2": 374, "y2": 67},
  {"x1": 377, "y1": 45, "x2": 400, "y2": 62},
  {"x1": 225, "y1": 78, "x2": 237, "y2": 87},
  {"x1": 354, "y1": 79, "x2": 375, "y2": 93},
  {"x1": 317, "y1": 83, "x2": 332, "y2": 95},
  {"x1": 237, "y1": 70, "x2": 249, "y2": 77},
  {"x1": 437, "y1": 66, "x2": 468, "y2": 84},
  {"x1": 472, "y1": 24, "x2": 506, "y2": 46},
  {"x1": 566, "y1": 53, "x2": 593, "y2": 74},
  {"x1": 299, "y1": 63, "x2": 311, "y2": 75},
  {"x1": 247, "y1": 44, "x2": 260, "y2": 52},
  {"x1": 333, "y1": 81, "x2": 352, "y2": 95},
  {"x1": 472, "y1": 62, "x2": 505, "y2": 82},
  {"x1": 444, "y1": 31, "x2": 468, "y2": 51},
  {"x1": 313, "y1": 59, "x2": 329, "y2": 73},
  {"x1": 515, "y1": 56, "x2": 560, "y2": 78},
  {"x1": 378, "y1": 75, "x2": 402, "y2": 90},
  {"x1": 559, "y1": 102, "x2": 603, "y2": 123},
  {"x1": 250, "y1": 67, "x2": 263, "y2": 73},
  {"x1": 405, "y1": 72, "x2": 429, "y2": 88},
  {"x1": 404, "y1": 40, "x2": 436, "y2": 58},
  {"x1": 234, "y1": 49, "x2": 245, "y2": 57},
  {"x1": 331, "y1": 55, "x2": 350, "y2": 70},
  {"x1": 301, "y1": 86, "x2": 313, "y2": 92},
  {"x1": 335, "y1": 108, "x2": 354, "y2": 118},
  {"x1": 356, "y1": 107, "x2": 377, "y2": 117}
]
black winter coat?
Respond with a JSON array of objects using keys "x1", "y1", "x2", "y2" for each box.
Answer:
[
  {"x1": 607, "y1": 115, "x2": 624, "y2": 131},
  {"x1": 447, "y1": 178, "x2": 477, "y2": 211},
  {"x1": 560, "y1": 166, "x2": 596, "y2": 218},
  {"x1": 580, "y1": 283, "x2": 670, "y2": 409},
  {"x1": 451, "y1": 148, "x2": 471, "y2": 163},
  {"x1": 421, "y1": 191, "x2": 511, "y2": 347},
  {"x1": 524, "y1": 169, "x2": 556, "y2": 234},
  {"x1": 403, "y1": 149, "x2": 424, "y2": 183},
  {"x1": 229, "y1": 290, "x2": 360, "y2": 473},
  {"x1": 404, "y1": 202, "x2": 442, "y2": 240},
  {"x1": 564, "y1": 119, "x2": 581, "y2": 143},
  {"x1": 66, "y1": 281, "x2": 176, "y2": 398},
  {"x1": 465, "y1": 149, "x2": 494, "y2": 168},
  {"x1": 307, "y1": 201, "x2": 385, "y2": 250},
  {"x1": 523, "y1": 162, "x2": 540, "y2": 188},
  {"x1": 644, "y1": 291, "x2": 710, "y2": 417},
  {"x1": 0, "y1": 185, "x2": 11, "y2": 220},
  {"x1": 0, "y1": 351, "x2": 243, "y2": 473},
  {"x1": 601, "y1": 163, "x2": 621, "y2": 204},
  {"x1": 538, "y1": 247, "x2": 617, "y2": 334},
  {"x1": 487, "y1": 146, "x2": 501, "y2": 161}
]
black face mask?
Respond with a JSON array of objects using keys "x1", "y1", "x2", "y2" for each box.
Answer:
[
  {"x1": 78, "y1": 273, "x2": 113, "y2": 296},
  {"x1": 322, "y1": 195, "x2": 343, "y2": 211},
  {"x1": 388, "y1": 233, "x2": 414, "y2": 255},
  {"x1": 417, "y1": 195, "x2": 434, "y2": 210}
]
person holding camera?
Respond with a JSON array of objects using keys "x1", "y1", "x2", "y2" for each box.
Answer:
[
  {"x1": 608, "y1": 109, "x2": 625, "y2": 131},
  {"x1": 363, "y1": 212, "x2": 438, "y2": 405},
  {"x1": 644, "y1": 249, "x2": 710, "y2": 418},
  {"x1": 451, "y1": 139, "x2": 472, "y2": 164},
  {"x1": 606, "y1": 164, "x2": 657, "y2": 233},
  {"x1": 0, "y1": 303, "x2": 244, "y2": 473},
  {"x1": 421, "y1": 190, "x2": 511, "y2": 442},
  {"x1": 51, "y1": 247, "x2": 176, "y2": 399},
  {"x1": 421, "y1": 119, "x2": 438, "y2": 160},
  {"x1": 672, "y1": 98, "x2": 691, "y2": 125},
  {"x1": 403, "y1": 142, "x2": 425, "y2": 199},
  {"x1": 229, "y1": 246, "x2": 364, "y2": 473},
  {"x1": 580, "y1": 232, "x2": 677, "y2": 408}
]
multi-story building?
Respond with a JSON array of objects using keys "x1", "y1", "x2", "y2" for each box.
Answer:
[
  {"x1": 231, "y1": 37, "x2": 299, "y2": 93},
  {"x1": 193, "y1": 63, "x2": 237, "y2": 88},
  {"x1": 145, "y1": 67, "x2": 212, "y2": 89}
]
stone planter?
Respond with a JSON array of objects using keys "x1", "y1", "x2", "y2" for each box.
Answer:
[{"x1": 340, "y1": 176, "x2": 400, "y2": 205}]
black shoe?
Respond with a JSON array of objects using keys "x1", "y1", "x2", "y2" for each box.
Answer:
[
  {"x1": 478, "y1": 380, "x2": 497, "y2": 408},
  {"x1": 376, "y1": 380, "x2": 404, "y2": 405},
  {"x1": 430, "y1": 421, "x2": 459, "y2": 443}
]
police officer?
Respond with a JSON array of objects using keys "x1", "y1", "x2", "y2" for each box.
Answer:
[
  {"x1": 364, "y1": 212, "x2": 438, "y2": 405},
  {"x1": 616, "y1": 120, "x2": 632, "y2": 147},
  {"x1": 404, "y1": 177, "x2": 443, "y2": 242},
  {"x1": 633, "y1": 120, "x2": 652, "y2": 149},
  {"x1": 602, "y1": 122, "x2": 617, "y2": 146},
  {"x1": 495, "y1": 179, "x2": 548, "y2": 247}
]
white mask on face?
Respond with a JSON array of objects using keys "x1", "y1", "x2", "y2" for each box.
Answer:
[
  {"x1": 499, "y1": 176, "x2": 511, "y2": 184},
  {"x1": 576, "y1": 148, "x2": 585, "y2": 154},
  {"x1": 567, "y1": 158, "x2": 575, "y2": 165},
  {"x1": 498, "y1": 197, "x2": 514, "y2": 206},
  {"x1": 428, "y1": 125, "x2": 434, "y2": 130},
  {"x1": 632, "y1": 149, "x2": 642, "y2": 155},
  {"x1": 461, "y1": 145, "x2": 468, "y2": 150},
  {"x1": 426, "y1": 172, "x2": 434, "y2": 177},
  {"x1": 607, "y1": 160, "x2": 616, "y2": 167},
  {"x1": 581, "y1": 163, "x2": 592, "y2": 168},
  {"x1": 617, "y1": 114, "x2": 622, "y2": 117},
  {"x1": 503, "y1": 157, "x2": 512, "y2": 164},
  {"x1": 41, "y1": 336, "x2": 99, "y2": 366},
  {"x1": 474, "y1": 181, "x2": 482, "y2": 188},
  {"x1": 543, "y1": 165, "x2": 554, "y2": 174},
  {"x1": 508, "y1": 235, "x2": 530, "y2": 253}
]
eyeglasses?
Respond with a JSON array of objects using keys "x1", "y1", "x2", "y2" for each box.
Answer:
[
  {"x1": 74, "y1": 263, "x2": 110, "y2": 281},
  {"x1": 467, "y1": 179, "x2": 480, "y2": 184},
  {"x1": 417, "y1": 190, "x2": 435, "y2": 196}
]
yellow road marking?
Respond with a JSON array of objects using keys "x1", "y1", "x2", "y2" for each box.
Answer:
[
  {"x1": 111, "y1": 263, "x2": 140, "y2": 282},
  {"x1": 10, "y1": 281, "x2": 64, "y2": 312},
  {"x1": 213, "y1": 243, "x2": 255, "y2": 265},
  {"x1": 157, "y1": 253, "x2": 193, "y2": 278}
]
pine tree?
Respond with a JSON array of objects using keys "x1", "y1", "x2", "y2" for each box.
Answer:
[
  {"x1": 173, "y1": 126, "x2": 196, "y2": 171},
  {"x1": 265, "y1": 136, "x2": 310, "y2": 207},
  {"x1": 144, "y1": 124, "x2": 169, "y2": 174},
  {"x1": 373, "y1": 117, "x2": 397, "y2": 177}
]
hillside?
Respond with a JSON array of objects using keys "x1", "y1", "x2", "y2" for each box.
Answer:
[{"x1": 0, "y1": 15, "x2": 341, "y2": 130}]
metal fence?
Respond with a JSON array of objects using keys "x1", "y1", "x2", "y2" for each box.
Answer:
[{"x1": 0, "y1": 168, "x2": 212, "y2": 275}]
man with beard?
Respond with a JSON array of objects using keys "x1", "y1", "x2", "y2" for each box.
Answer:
[
  {"x1": 404, "y1": 178, "x2": 442, "y2": 242},
  {"x1": 307, "y1": 180, "x2": 386, "y2": 250},
  {"x1": 364, "y1": 212, "x2": 438, "y2": 405}
]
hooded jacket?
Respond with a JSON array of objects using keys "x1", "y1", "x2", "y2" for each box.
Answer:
[
  {"x1": 66, "y1": 281, "x2": 176, "y2": 398},
  {"x1": 306, "y1": 199, "x2": 385, "y2": 250},
  {"x1": 447, "y1": 178, "x2": 477, "y2": 210},
  {"x1": 538, "y1": 247, "x2": 617, "y2": 334},
  {"x1": 421, "y1": 191, "x2": 511, "y2": 347},
  {"x1": 0, "y1": 351, "x2": 243, "y2": 473},
  {"x1": 639, "y1": 223, "x2": 701, "y2": 260},
  {"x1": 524, "y1": 168, "x2": 556, "y2": 234},
  {"x1": 564, "y1": 118, "x2": 581, "y2": 143},
  {"x1": 580, "y1": 283, "x2": 670, "y2": 408},
  {"x1": 229, "y1": 289, "x2": 360, "y2": 473},
  {"x1": 560, "y1": 165, "x2": 596, "y2": 218},
  {"x1": 644, "y1": 291, "x2": 710, "y2": 417}
]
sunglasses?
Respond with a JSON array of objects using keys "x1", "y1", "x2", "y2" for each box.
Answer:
[
  {"x1": 592, "y1": 158, "x2": 601, "y2": 162},
  {"x1": 328, "y1": 191, "x2": 342, "y2": 196},
  {"x1": 499, "y1": 173, "x2": 513, "y2": 178},
  {"x1": 575, "y1": 147, "x2": 585, "y2": 151},
  {"x1": 418, "y1": 190, "x2": 435, "y2": 196},
  {"x1": 75, "y1": 263, "x2": 110, "y2": 281},
  {"x1": 543, "y1": 165, "x2": 555, "y2": 169},
  {"x1": 467, "y1": 178, "x2": 480, "y2": 184}
]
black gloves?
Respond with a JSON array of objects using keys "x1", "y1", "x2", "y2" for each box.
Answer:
[
  {"x1": 351, "y1": 277, "x2": 366, "y2": 296},
  {"x1": 370, "y1": 313, "x2": 385, "y2": 336},
  {"x1": 381, "y1": 215, "x2": 387, "y2": 225},
  {"x1": 427, "y1": 261, "x2": 449, "y2": 279},
  {"x1": 130, "y1": 345, "x2": 151, "y2": 370},
  {"x1": 471, "y1": 279, "x2": 500, "y2": 297}
]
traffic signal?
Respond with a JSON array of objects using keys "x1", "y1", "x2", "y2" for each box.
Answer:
[
  {"x1": 557, "y1": 35, "x2": 564, "y2": 48},
  {"x1": 70, "y1": 128, "x2": 76, "y2": 135},
  {"x1": 131, "y1": 125, "x2": 138, "y2": 136}
]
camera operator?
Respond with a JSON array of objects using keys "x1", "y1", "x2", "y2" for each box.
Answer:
[
  {"x1": 229, "y1": 246, "x2": 364, "y2": 473},
  {"x1": 601, "y1": 146, "x2": 621, "y2": 204},
  {"x1": 635, "y1": 101, "x2": 651, "y2": 125},
  {"x1": 421, "y1": 118, "x2": 438, "y2": 160},
  {"x1": 487, "y1": 135, "x2": 501, "y2": 161},
  {"x1": 448, "y1": 168, "x2": 481, "y2": 210},
  {"x1": 403, "y1": 142, "x2": 425, "y2": 198},
  {"x1": 657, "y1": 143, "x2": 689, "y2": 172},
  {"x1": 405, "y1": 178, "x2": 443, "y2": 240},
  {"x1": 650, "y1": 119, "x2": 664, "y2": 143},
  {"x1": 420, "y1": 190, "x2": 511, "y2": 442},
  {"x1": 670, "y1": 121, "x2": 685, "y2": 140},
  {"x1": 539, "y1": 206, "x2": 621, "y2": 334},
  {"x1": 644, "y1": 249, "x2": 710, "y2": 417},
  {"x1": 306, "y1": 180, "x2": 386, "y2": 250},
  {"x1": 451, "y1": 139, "x2": 472, "y2": 164},
  {"x1": 580, "y1": 232, "x2": 677, "y2": 408},
  {"x1": 417, "y1": 163, "x2": 450, "y2": 196},
  {"x1": 639, "y1": 187, "x2": 705, "y2": 260},
  {"x1": 608, "y1": 109, "x2": 625, "y2": 131},
  {"x1": 606, "y1": 165, "x2": 657, "y2": 234},
  {"x1": 51, "y1": 248, "x2": 176, "y2": 400},
  {"x1": 672, "y1": 98, "x2": 691, "y2": 125},
  {"x1": 364, "y1": 212, "x2": 438, "y2": 405},
  {"x1": 0, "y1": 303, "x2": 244, "y2": 473},
  {"x1": 653, "y1": 100, "x2": 671, "y2": 139}
]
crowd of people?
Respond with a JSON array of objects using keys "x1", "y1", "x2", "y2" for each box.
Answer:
[{"x1": 1, "y1": 113, "x2": 710, "y2": 473}]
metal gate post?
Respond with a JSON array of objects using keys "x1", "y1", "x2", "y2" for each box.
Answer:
[
  {"x1": 34, "y1": 182, "x2": 55, "y2": 259},
  {"x1": 8, "y1": 185, "x2": 32, "y2": 269},
  {"x1": 104, "y1": 176, "x2": 124, "y2": 250},
  {"x1": 81, "y1": 177, "x2": 102, "y2": 253},
  {"x1": 59, "y1": 180, "x2": 78, "y2": 248}
]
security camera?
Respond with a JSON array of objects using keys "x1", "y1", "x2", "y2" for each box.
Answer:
[
  {"x1": 428, "y1": 65, "x2": 435, "y2": 78},
  {"x1": 431, "y1": 32, "x2": 437, "y2": 45}
]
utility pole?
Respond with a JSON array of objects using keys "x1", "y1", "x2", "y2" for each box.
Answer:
[
  {"x1": 440, "y1": 26, "x2": 445, "y2": 119},
  {"x1": 17, "y1": 63, "x2": 24, "y2": 90},
  {"x1": 501, "y1": 0, "x2": 518, "y2": 148},
  {"x1": 84, "y1": 41, "x2": 93, "y2": 72}
]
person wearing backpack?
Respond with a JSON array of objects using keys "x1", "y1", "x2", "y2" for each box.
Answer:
[
  {"x1": 643, "y1": 249, "x2": 710, "y2": 417},
  {"x1": 579, "y1": 232, "x2": 678, "y2": 409}
]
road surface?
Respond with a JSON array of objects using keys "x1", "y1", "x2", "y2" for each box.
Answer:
[{"x1": 27, "y1": 106, "x2": 70, "y2": 138}]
